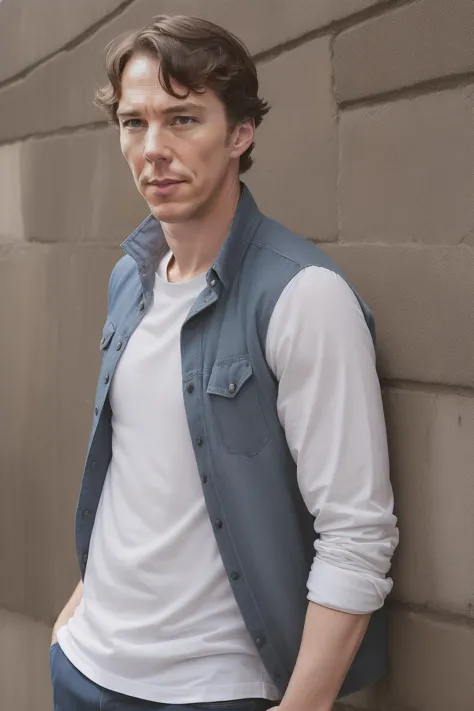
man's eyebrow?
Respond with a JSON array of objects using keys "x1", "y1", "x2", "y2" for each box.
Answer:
[
  {"x1": 116, "y1": 108, "x2": 140, "y2": 119},
  {"x1": 162, "y1": 102, "x2": 207, "y2": 115},
  {"x1": 116, "y1": 102, "x2": 207, "y2": 119}
]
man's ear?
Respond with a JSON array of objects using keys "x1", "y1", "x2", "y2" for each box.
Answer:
[{"x1": 230, "y1": 120, "x2": 255, "y2": 159}]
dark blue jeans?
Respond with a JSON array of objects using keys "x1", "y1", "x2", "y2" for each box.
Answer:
[{"x1": 50, "y1": 643, "x2": 276, "y2": 711}]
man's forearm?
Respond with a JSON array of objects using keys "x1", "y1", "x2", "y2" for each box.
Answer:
[
  {"x1": 51, "y1": 580, "x2": 83, "y2": 643},
  {"x1": 279, "y1": 601, "x2": 370, "y2": 711}
]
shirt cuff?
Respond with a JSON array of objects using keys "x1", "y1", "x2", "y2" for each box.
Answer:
[{"x1": 306, "y1": 558, "x2": 393, "y2": 614}]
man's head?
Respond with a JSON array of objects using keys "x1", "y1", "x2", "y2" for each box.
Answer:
[{"x1": 95, "y1": 15, "x2": 269, "y2": 223}]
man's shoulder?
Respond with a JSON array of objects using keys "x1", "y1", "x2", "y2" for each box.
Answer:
[
  {"x1": 108, "y1": 254, "x2": 138, "y2": 296},
  {"x1": 110, "y1": 253, "x2": 137, "y2": 283},
  {"x1": 247, "y1": 214, "x2": 375, "y2": 340},
  {"x1": 249, "y1": 214, "x2": 346, "y2": 280}
]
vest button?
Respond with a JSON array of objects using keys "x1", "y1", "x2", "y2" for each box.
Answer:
[
  {"x1": 104, "y1": 374, "x2": 110, "y2": 384},
  {"x1": 228, "y1": 383, "x2": 236, "y2": 394},
  {"x1": 116, "y1": 341, "x2": 123, "y2": 351},
  {"x1": 230, "y1": 571, "x2": 239, "y2": 581},
  {"x1": 202, "y1": 474, "x2": 208, "y2": 484},
  {"x1": 210, "y1": 279, "x2": 216, "y2": 287},
  {"x1": 82, "y1": 510, "x2": 90, "y2": 519},
  {"x1": 215, "y1": 519, "x2": 223, "y2": 529},
  {"x1": 196, "y1": 437, "x2": 203, "y2": 446},
  {"x1": 83, "y1": 553, "x2": 88, "y2": 564},
  {"x1": 139, "y1": 301, "x2": 145, "y2": 312},
  {"x1": 255, "y1": 636, "x2": 265, "y2": 647},
  {"x1": 94, "y1": 406, "x2": 99, "y2": 416},
  {"x1": 186, "y1": 383, "x2": 194, "y2": 394}
]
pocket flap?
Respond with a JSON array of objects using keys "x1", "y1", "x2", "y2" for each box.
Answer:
[
  {"x1": 207, "y1": 356, "x2": 253, "y2": 398},
  {"x1": 99, "y1": 320, "x2": 116, "y2": 351}
]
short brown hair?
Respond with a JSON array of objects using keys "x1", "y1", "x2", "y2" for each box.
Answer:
[{"x1": 95, "y1": 15, "x2": 270, "y2": 174}]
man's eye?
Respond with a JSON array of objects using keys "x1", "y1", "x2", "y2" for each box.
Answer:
[
  {"x1": 171, "y1": 116, "x2": 198, "y2": 126},
  {"x1": 123, "y1": 119, "x2": 144, "y2": 129}
]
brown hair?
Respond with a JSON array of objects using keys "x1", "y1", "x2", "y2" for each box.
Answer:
[{"x1": 95, "y1": 15, "x2": 270, "y2": 174}]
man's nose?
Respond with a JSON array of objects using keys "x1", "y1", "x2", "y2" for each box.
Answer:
[{"x1": 143, "y1": 126, "x2": 172, "y2": 163}]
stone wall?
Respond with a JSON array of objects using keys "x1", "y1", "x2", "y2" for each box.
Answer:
[{"x1": 1, "y1": 1, "x2": 473, "y2": 710}]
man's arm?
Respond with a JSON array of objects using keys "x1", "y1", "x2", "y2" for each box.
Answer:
[
  {"x1": 280, "y1": 603, "x2": 369, "y2": 711},
  {"x1": 51, "y1": 580, "x2": 83, "y2": 645},
  {"x1": 265, "y1": 266, "x2": 399, "y2": 708}
]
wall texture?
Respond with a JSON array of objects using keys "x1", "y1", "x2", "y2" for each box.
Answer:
[{"x1": 0, "y1": 1, "x2": 473, "y2": 710}]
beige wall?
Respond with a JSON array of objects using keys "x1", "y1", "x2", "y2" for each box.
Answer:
[{"x1": 0, "y1": 1, "x2": 473, "y2": 710}]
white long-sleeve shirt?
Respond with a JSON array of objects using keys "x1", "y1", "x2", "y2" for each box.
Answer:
[
  {"x1": 266, "y1": 266, "x2": 398, "y2": 613},
  {"x1": 58, "y1": 258, "x2": 397, "y2": 703}
]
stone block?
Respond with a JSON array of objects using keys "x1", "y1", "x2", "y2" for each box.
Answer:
[
  {"x1": 387, "y1": 607, "x2": 474, "y2": 711},
  {"x1": 0, "y1": 0, "x2": 385, "y2": 142},
  {"x1": 338, "y1": 606, "x2": 474, "y2": 710},
  {"x1": 321, "y1": 243, "x2": 474, "y2": 387},
  {"x1": 384, "y1": 388, "x2": 474, "y2": 616},
  {"x1": 0, "y1": 39, "x2": 108, "y2": 142},
  {"x1": 339, "y1": 87, "x2": 474, "y2": 245},
  {"x1": 0, "y1": 143, "x2": 24, "y2": 242},
  {"x1": 0, "y1": 245, "x2": 57, "y2": 622},
  {"x1": 0, "y1": 607, "x2": 52, "y2": 711},
  {"x1": 335, "y1": 0, "x2": 474, "y2": 103},
  {"x1": 0, "y1": 0, "x2": 126, "y2": 83},
  {"x1": 20, "y1": 128, "x2": 148, "y2": 244},
  {"x1": 336, "y1": 678, "x2": 389, "y2": 710},
  {"x1": 246, "y1": 37, "x2": 337, "y2": 241},
  {"x1": 0, "y1": 243, "x2": 121, "y2": 624}
]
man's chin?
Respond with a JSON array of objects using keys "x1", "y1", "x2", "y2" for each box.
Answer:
[{"x1": 148, "y1": 201, "x2": 195, "y2": 224}]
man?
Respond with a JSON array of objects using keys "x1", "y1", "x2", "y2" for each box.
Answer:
[{"x1": 50, "y1": 15, "x2": 398, "y2": 711}]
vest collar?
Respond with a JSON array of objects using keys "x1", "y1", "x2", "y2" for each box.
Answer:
[{"x1": 121, "y1": 183, "x2": 263, "y2": 289}]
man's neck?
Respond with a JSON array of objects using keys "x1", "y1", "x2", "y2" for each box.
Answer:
[{"x1": 162, "y1": 178, "x2": 241, "y2": 283}]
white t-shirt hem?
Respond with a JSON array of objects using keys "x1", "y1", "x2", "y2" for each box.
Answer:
[{"x1": 58, "y1": 627, "x2": 281, "y2": 703}]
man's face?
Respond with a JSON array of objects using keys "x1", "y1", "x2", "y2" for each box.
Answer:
[{"x1": 117, "y1": 53, "x2": 252, "y2": 223}]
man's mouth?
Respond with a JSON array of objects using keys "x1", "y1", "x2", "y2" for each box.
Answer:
[{"x1": 148, "y1": 179, "x2": 185, "y2": 187}]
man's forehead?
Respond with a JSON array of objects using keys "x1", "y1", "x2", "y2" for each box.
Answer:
[
  {"x1": 121, "y1": 55, "x2": 169, "y2": 91},
  {"x1": 122, "y1": 56, "x2": 197, "y2": 94},
  {"x1": 119, "y1": 55, "x2": 217, "y2": 113},
  {"x1": 122, "y1": 54, "x2": 160, "y2": 82}
]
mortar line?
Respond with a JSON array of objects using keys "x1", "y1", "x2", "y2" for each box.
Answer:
[
  {"x1": 334, "y1": 240, "x2": 472, "y2": 249},
  {"x1": 0, "y1": 121, "x2": 110, "y2": 147},
  {"x1": 389, "y1": 600, "x2": 474, "y2": 628},
  {"x1": 382, "y1": 380, "x2": 474, "y2": 398},
  {"x1": 0, "y1": 603, "x2": 53, "y2": 629},
  {"x1": 26, "y1": 240, "x2": 125, "y2": 249},
  {"x1": 340, "y1": 71, "x2": 474, "y2": 111}
]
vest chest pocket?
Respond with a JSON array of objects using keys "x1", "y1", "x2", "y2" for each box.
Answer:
[{"x1": 206, "y1": 355, "x2": 269, "y2": 457}]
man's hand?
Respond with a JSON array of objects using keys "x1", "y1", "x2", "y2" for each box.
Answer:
[{"x1": 51, "y1": 580, "x2": 83, "y2": 646}]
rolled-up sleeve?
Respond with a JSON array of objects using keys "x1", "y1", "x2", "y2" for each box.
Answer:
[{"x1": 265, "y1": 266, "x2": 399, "y2": 614}]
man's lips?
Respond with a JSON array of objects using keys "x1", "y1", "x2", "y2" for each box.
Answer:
[{"x1": 147, "y1": 179, "x2": 186, "y2": 187}]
